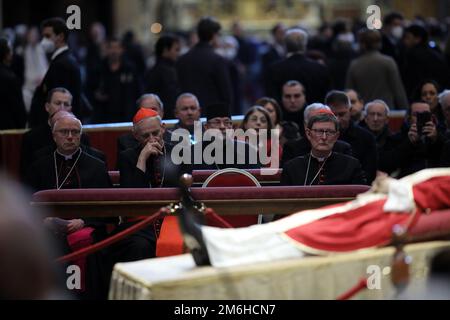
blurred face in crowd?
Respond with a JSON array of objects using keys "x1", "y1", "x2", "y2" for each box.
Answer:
[
  {"x1": 163, "y1": 41, "x2": 181, "y2": 62},
  {"x1": 365, "y1": 102, "x2": 389, "y2": 134},
  {"x1": 134, "y1": 117, "x2": 164, "y2": 146},
  {"x1": 410, "y1": 102, "x2": 431, "y2": 124},
  {"x1": 441, "y1": 94, "x2": 450, "y2": 125},
  {"x1": 205, "y1": 117, "x2": 233, "y2": 138},
  {"x1": 282, "y1": 84, "x2": 306, "y2": 113},
  {"x1": 306, "y1": 121, "x2": 339, "y2": 157},
  {"x1": 53, "y1": 117, "x2": 81, "y2": 155},
  {"x1": 263, "y1": 102, "x2": 278, "y2": 126},
  {"x1": 107, "y1": 40, "x2": 123, "y2": 62},
  {"x1": 346, "y1": 90, "x2": 364, "y2": 122},
  {"x1": 421, "y1": 83, "x2": 439, "y2": 111},
  {"x1": 41, "y1": 26, "x2": 62, "y2": 53},
  {"x1": 244, "y1": 110, "x2": 269, "y2": 132},
  {"x1": 175, "y1": 96, "x2": 201, "y2": 128},
  {"x1": 329, "y1": 103, "x2": 351, "y2": 131},
  {"x1": 403, "y1": 32, "x2": 420, "y2": 49},
  {"x1": 140, "y1": 96, "x2": 164, "y2": 118},
  {"x1": 45, "y1": 91, "x2": 72, "y2": 118}
]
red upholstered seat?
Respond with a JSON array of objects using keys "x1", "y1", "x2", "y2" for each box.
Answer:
[
  {"x1": 202, "y1": 168, "x2": 263, "y2": 227},
  {"x1": 66, "y1": 227, "x2": 95, "y2": 291}
]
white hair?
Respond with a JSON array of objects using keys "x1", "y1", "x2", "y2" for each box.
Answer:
[
  {"x1": 52, "y1": 116, "x2": 82, "y2": 133},
  {"x1": 363, "y1": 99, "x2": 390, "y2": 117},
  {"x1": 303, "y1": 103, "x2": 331, "y2": 123},
  {"x1": 438, "y1": 90, "x2": 450, "y2": 108}
]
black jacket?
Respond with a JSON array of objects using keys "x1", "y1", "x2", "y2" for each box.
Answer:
[
  {"x1": 20, "y1": 125, "x2": 91, "y2": 180},
  {"x1": 379, "y1": 123, "x2": 444, "y2": 177},
  {"x1": 281, "y1": 138, "x2": 353, "y2": 166},
  {"x1": 0, "y1": 64, "x2": 27, "y2": 129},
  {"x1": 177, "y1": 42, "x2": 233, "y2": 113},
  {"x1": 118, "y1": 143, "x2": 182, "y2": 188},
  {"x1": 281, "y1": 152, "x2": 367, "y2": 186},
  {"x1": 94, "y1": 58, "x2": 141, "y2": 123},
  {"x1": 266, "y1": 53, "x2": 331, "y2": 105},
  {"x1": 144, "y1": 57, "x2": 179, "y2": 119},
  {"x1": 183, "y1": 139, "x2": 261, "y2": 172},
  {"x1": 29, "y1": 49, "x2": 81, "y2": 127},
  {"x1": 27, "y1": 150, "x2": 111, "y2": 192},
  {"x1": 339, "y1": 122, "x2": 378, "y2": 183}
]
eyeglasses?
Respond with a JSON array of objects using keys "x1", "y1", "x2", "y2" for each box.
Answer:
[
  {"x1": 248, "y1": 116, "x2": 268, "y2": 123},
  {"x1": 55, "y1": 129, "x2": 81, "y2": 137},
  {"x1": 208, "y1": 119, "x2": 233, "y2": 127},
  {"x1": 309, "y1": 129, "x2": 338, "y2": 137}
]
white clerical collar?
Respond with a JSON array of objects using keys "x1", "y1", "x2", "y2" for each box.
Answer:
[
  {"x1": 51, "y1": 46, "x2": 69, "y2": 60},
  {"x1": 56, "y1": 148, "x2": 80, "y2": 160},
  {"x1": 310, "y1": 151, "x2": 332, "y2": 162}
]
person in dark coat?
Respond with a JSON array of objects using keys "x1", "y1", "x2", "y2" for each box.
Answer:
[
  {"x1": 261, "y1": 23, "x2": 286, "y2": 90},
  {"x1": 93, "y1": 37, "x2": 142, "y2": 123},
  {"x1": 326, "y1": 90, "x2": 378, "y2": 183},
  {"x1": 380, "y1": 12, "x2": 405, "y2": 67},
  {"x1": 266, "y1": 28, "x2": 331, "y2": 106},
  {"x1": 281, "y1": 112, "x2": 366, "y2": 186},
  {"x1": 379, "y1": 101, "x2": 444, "y2": 177},
  {"x1": 20, "y1": 89, "x2": 97, "y2": 180},
  {"x1": 401, "y1": 24, "x2": 449, "y2": 99},
  {"x1": 28, "y1": 18, "x2": 81, "y2": 127},
  {"x1": 281, "y1": 103, "x2": 353, "y2": 166},
  {"x1": 144, "y1": 34, "x2": 181, "y2": 120},
  {"x1": 111, "y1": 108, "x2": 183, "y2": 272},
  {"x1": 176, "y1": 17, "x2": 233, "y2": 116},
  {"x1": 183, "y1": 103, "x2": 260, "y2": 172},
  {"x1": 26, "y1": 115, "x2": 112, "y2": 300},
  {"x1": 0, "y1": 37, "x2": 27, "y2": 130}
]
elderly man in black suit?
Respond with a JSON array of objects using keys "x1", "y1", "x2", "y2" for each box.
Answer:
[
  {"x1": 176, "y1": 17, "x2": 233, "y2": 116},
  {"x1": 28, "y1": 18, "x2": 81, "y2": 127},
  {"x1": 281, "y1": 111, "x2": 366, "y2": 186},
  {"x1": 281, "y1": 103, "x2": 353, "y2": 166},
  {"x1": 266, "y1": 28, "x2": 331, "y2": 106}
]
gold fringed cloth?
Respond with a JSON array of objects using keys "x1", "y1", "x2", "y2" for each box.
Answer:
[{"x1": 108, "y1": 241, "x2": 450, "y2": 300}]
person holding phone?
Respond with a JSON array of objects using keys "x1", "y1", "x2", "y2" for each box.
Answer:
[{"x1": 379, "y1": 101, "x2": 444, "y2": 177}]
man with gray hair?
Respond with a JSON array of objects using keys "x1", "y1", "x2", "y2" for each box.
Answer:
[
  {"x1": 360, "y1": 99, "x2": 392, "y2": 148},
  {"x1": 282, "y1": 111, "x2": 366, "y2": 186},
  {"x1": 281, "y1": 103, "x2": 353, "y2": 166},
  {"x1": 266, "y1": 28, "x2": 331, "y2": 105},
  {"x1": 439, "y1": 90, "x2": 450, "y2": 140}
]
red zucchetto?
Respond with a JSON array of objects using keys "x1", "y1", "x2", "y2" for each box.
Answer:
[{"x1": 132, "y1": 108, "x2": 159, "y2": 124}]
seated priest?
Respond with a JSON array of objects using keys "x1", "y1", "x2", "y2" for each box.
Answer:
[
  {"x1": 116, "y1": 93, "x2": 172, "y2": 167},
  {"x1": 281, "y1": 110, "x2": 367, "y2": 186},
  {"x1": 110, "y1": 108, "x2": 182, "y2": 265},
  {"x1": 20, "y1": 87, "x2": 101, "y2": 180},
  {"x1": 26, "y1": 113, "x2": 113, "y2": 299},
  {"x1": 281, "y1": 103, "x2": 353, "y2": 166},
  {"x1": 182, "y1": 103, "x2": 261, "y2": 172},
  {"x1": 179, "y1": 168, "x2": 450, "y2": 267}
]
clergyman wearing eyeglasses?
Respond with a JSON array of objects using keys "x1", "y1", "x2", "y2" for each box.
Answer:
[{"x1": 281, "y1": 111, "x2": 367, "y2": 186}]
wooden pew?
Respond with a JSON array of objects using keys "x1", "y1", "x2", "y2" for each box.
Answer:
[
  {"x1": 31, "y1": 185, "x2": 370, "y2": 218},
  {"x1": 1, "y1": 111, "x2": 406, "y2": 179}
]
